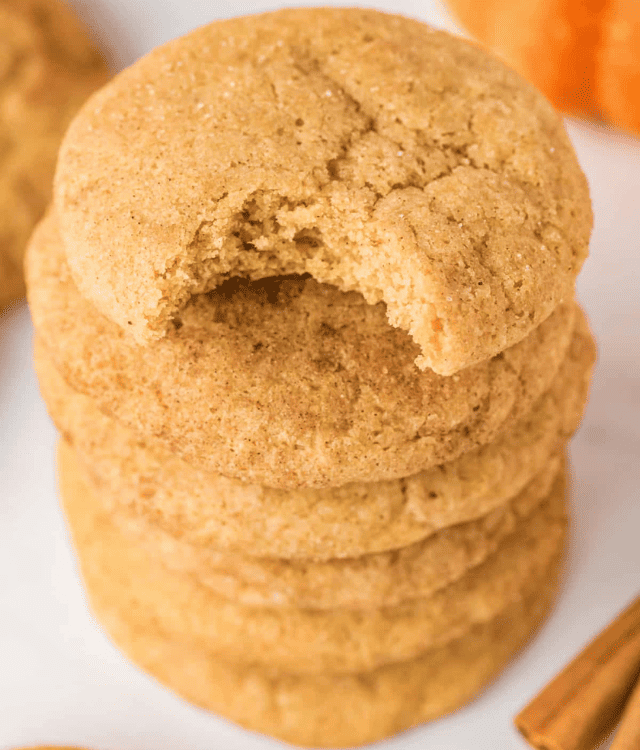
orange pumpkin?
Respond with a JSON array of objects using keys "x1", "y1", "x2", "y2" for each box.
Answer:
[{"x1": 447, "y1": 0, "x2": 640, "y2": 133}]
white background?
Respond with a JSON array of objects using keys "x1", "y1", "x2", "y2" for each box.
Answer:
[{"x1": 1, "y1": 1, "x2": 639, "y2": 748}]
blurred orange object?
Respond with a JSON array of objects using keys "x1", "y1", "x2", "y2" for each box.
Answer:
[
  {"x1": 599, "y1": 0, "x2": 640, "y2": 133},
  {"x1": 447, "y1": 0, "x2": 640, "y2": 134}
]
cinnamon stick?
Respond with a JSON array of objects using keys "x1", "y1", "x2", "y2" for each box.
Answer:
[
  {"x1": 610, "y1": 672, "x2": 640, "y2": 750},
  {"x1": 515, "y1": 595, "x2": 640, "y2": 750}
]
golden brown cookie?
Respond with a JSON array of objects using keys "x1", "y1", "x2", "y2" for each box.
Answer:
[
  {"x1": 54, "y1": 7, "x2": 591, "y2": 376},
  {"x1": 0, "y1": 249, "x2": 26, "y2": 313},
  {"x1": 34, "y1": 306, "x2": 593, "y2": 559},
  {"x1": 98, "y1": 459, "x2": 561, "y2": 610},
  {"x1": 0, "y1": 0, "x2": 108, "y2": 311},
  {"x1": 63, "y1": 450, "x2": 563, "y2": 746},
  {"x1": 28, "y1": 211, "x2": 578, "y2": 489},
  {"x1": 89, "y1": 579, "x2": 559, "y2": 748},
  {"x1": 58, "y1": 440, "x2": 567, "y2": 675}
]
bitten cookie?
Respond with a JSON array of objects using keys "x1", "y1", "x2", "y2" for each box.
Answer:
[
  {"x1": 28, "y1": 211, "x2": 577, "y2": 488},
  {"x1": 0, "y1": 0, "x2": 108, "y2": 311},
  {"x1": 60, "y1": 444, "x2": 563, "y2": 746},
  {"x1": 58, "y1": 440, "x2": 567, "y2": 675},
  {"x1": 54, "y1": 7, "x2": 591, "y2": 375},
  {"x1": 35, "y1": 314, "x2": 594, "y2": 562}
]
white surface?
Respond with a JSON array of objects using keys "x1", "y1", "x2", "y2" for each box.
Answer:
[{"x1": 1, "y1": 1, "x2": 639, "y2": 748}]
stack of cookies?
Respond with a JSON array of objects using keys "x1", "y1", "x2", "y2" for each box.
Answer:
[
  {"x1": 27, "y1": 8, "x2": 596, "y2": 747},
  {"x1": 0, "y1": 0, "x2": 108, "y2": 313}
]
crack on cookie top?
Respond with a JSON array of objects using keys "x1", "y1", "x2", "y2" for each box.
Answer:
[
  {"x1": 55, "y1": 8, "x2": 590, "y2": 373},
  {"x1": 166, "y1": 40, "x2": 578, "y2": 359}
]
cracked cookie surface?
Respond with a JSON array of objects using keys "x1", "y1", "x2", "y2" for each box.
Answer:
[
  {"x1": 54, "y1": 7, "x2": 590, "y2": 374},
  {"x1": 28, "y1": 210, "x2": 577, "y2": 488},
  {"x1": 35, "y1": 317, "x2": 593, "y2": 561},
  {"x1": 0, "y1": 0, "x2": 107, "y2": 311}
]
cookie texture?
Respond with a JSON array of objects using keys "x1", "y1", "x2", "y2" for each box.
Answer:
[
  {"x1": 0, "y1": 0, "x2": 108, "y2": 311},
  {"x1": 0, "y1": 249, "x2": 26, "y2": 313},
  {"x1": 53, "y1": 7, "x2": 591, "y2": 375},
  {"x1": 59, "y1": 446, "x2": 563, "y2": 746},
  {"x1": 28, "y1": 211, "x2": 577, "y2": 488},
  {"x1": 58, "y1": 440, "x2": 567, "y2": 674},
  {"x1": 88, "y1": 581, "x2": 559, "y2": 748},
  {"x1": 35, "y1": 315, "x2": 594, "y2": 561},
  {"x1": 95, "y1": 460, "x2": 561, "y2": 610}
]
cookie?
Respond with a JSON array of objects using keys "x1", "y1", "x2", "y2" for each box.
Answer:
[
  {"x1": 58, "y1": 440, "x2": 567, "y2": 675},
  {"x1": 54, "y1": 7, "x2": 591, "y2": 376},
  {"x1": 63, "y1": 474, "x2": 562, "y2": 748},
  {"x1": 0, "y1": 248, "x2": 26, "y2": 312},
  {"x1": 92, "y1": 582, "x2": 559, "y2": 747},
  {"x1": 96, "y1": 459, "x2": 561, "y2": 610},
  {"x1": 28, "y1": 211, "x2": 578, "y2": 489},
  {"x1": 34, "y1": 306, "x2": 593, "y2": 559},
  {"x1": 0, "y1": 0, "x2": 108, "y2": 311}
]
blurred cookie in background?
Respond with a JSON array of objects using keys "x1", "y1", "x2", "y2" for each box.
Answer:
[{"x1": 0, "y1": 0, "x2": 108, "y2": 313}]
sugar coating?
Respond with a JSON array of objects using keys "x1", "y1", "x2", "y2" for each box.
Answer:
[
  {"x1": 60, "y1": 446, "x2": 563, "y2": 747},
  {"x1": 35, "y1": 316, "x2": 593, "y2": 561},
  {"x1": 58, "y1": 441, "x2": 566, "y2": 675},
  {"x1": 0, "y1": 0, "x2": 107, "y2": 310},
  {"x1": 54, "y1": 7, "x2": 591, "y2": 374},
  {"x1": 28, "y1": 211, "x2": 578, "y2": 488},
  {"x1": 97, "y1": 461, "x2": 561, "y2": 610}
]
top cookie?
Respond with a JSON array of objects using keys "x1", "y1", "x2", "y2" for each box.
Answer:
[
  {"x1": 54, "y1": 7, "x2": 591, "y2": 375},
  {"x1": 0, "y1": 0, "x2": 108, "y2": 310}
]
